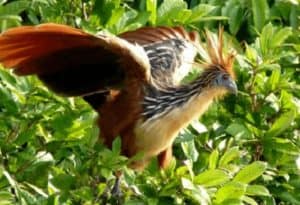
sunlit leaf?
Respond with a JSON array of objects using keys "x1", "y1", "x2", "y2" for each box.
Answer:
[
  {"x1": 266, "y1": 110, "x2": 296, "y2": 138},
  {"x1": 219, "y1": 147, "x2": 240, "y2": 166},
  {"x1": 157, "y1": 0, "x2": 188, "y2": 25},
  {"x1": 208, "y1": 149, "x2": 219, "y2": 169},
  {"x1": 246, "y1": 185, "x2": 270, "y2": 196},
  {"x1": 251, "y1": 0, "x2": 269, "y2": 31},
  {"x1": 188, "y1": 4, "x2": 215, "y2": 23},
  {"x1": 146, "y1": 0, "x2": 157, "y2": 25},
  {"x1": 233, "y1": 161, "x2": 267, "y2": 183},
  {"x1": 214, "y1": 181, "x2": 247, "y2": 204},
  {"x1": 194, "y1": 169, "x2": 231, "y2": 187}
]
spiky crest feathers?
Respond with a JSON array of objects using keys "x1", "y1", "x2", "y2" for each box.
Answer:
[{"x1": 195, "y1": 28, "x2": 236, "y2": 79}]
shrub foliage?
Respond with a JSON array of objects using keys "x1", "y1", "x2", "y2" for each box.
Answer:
[{"x1": 0, "y1": 0, "x2": 299, "y2": 204}]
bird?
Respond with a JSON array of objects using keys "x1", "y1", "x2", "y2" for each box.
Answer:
[{"x1": 0, "y1": 23, "x2": 237, "y2": 171}]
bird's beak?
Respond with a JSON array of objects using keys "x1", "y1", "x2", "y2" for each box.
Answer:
[{"x1": 225, "y1": 78, "x2": 238, "y2": 95}]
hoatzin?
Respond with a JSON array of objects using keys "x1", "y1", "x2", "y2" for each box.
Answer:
[{"x1": 0, "y1": 24, "x2": 237, "y2": 171}]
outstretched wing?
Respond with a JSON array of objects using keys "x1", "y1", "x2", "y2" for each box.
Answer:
[
  {"x1": 120, "y1": 26, "x2": 200, "y2": 85},
  {"x1": 0, "y1": 23, "x2": 150, "y2": 96}
]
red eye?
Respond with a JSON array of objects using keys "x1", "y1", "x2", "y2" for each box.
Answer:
[{"x1": 222, "y1": 75, "x2": 229, "y2": 80}]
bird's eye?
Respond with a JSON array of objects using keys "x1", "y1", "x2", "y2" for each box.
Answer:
[{"x1": 222, "y1": 75, "x2": 229, "y2": 80}]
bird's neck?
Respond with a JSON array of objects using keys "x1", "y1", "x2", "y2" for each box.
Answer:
[{"x1": 142, "y1": 72, "x2": 225, "y2": 121}]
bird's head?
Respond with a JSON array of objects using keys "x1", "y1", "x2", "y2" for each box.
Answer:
[
  {"x1": 195, "y1": 28, "x2": 237, "y2": 95},
  {"x1": 207, "y1": 64, "x2": 237, "y2": 95}
]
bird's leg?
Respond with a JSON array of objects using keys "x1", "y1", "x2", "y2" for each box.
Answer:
[
  {"x1": 99, "y1": 171, "x2": 124, "y2": 204},
  {"x1": 111, "y1": 171, "x2": 123, "y2": 197},
  {"x1": 110, "y1": 171, "x2": 124, "y2": 205},
  {"x1": 158, "y1": 146, "x2": 173, "y2": 169}
]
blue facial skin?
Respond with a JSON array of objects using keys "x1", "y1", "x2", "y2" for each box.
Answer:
[{"x1": 213, "y1": 72, "x2": 238, "y2": 95}]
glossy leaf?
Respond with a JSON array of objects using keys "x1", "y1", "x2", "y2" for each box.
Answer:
[
  {"x1": 194, "y1": 169, "x2": 231, "y2": 187},
  {"x1": 251, "y1": 0, "x2": 269, "y2": 31},
  {"x1": 214, "y1": 181, "x2": 247, "y2": 204},
  {"x1": 266, "y1": 111, "x2": 296, "y2": 138},
  {"x1": 233, "y1": 161, "x2": 267, "y2": 183}
]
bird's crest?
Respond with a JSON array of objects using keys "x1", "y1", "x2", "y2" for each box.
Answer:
[{"x1": 196, "y1": 28, "x2": 236, "y2": 78}]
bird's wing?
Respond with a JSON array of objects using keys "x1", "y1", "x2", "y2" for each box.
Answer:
[
  {"x1": 119, "y1": 26, "x2": 198, "y2": 45},
  {"x1": 0, "y1": 23, "x2": 150, "y2": 96},
  {"x1": 119, "y1": 27, "x2": 200, "y2": 85}
]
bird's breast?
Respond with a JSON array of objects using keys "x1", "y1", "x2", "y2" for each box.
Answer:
[{"x1": 132, "y1": 88, "x2": 221, "y2": 162}]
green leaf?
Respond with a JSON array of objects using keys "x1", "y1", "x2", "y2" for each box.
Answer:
[
  {"x1": 259, "y1": 24, "x2": 292, "y2": 60},
  {"x1": 246, "y1": 185, "x2": 270, "y2": 196},
  {"x1": 0, "y1": 191, "x2": 13, "y2": 205},
  {"x1": 271, "y1": 27, "x2": 292, "y2": 48},
  {"x1": 93, "y1": 0, "x2": 120, "y2": 25},
  {"x1": 194, "y1": 169, "x2": 230, "y2": 187},
  {"x1": 0, "y1": 69, "x2": 17, "y2": 86},
  {"x1": 266, "y1": 110, "x2": 296, "y2": 138},
  {"x1": 280, "y1": 90, "x2": 296, "y2": 111},
  {"x1": 188, "y1": 4, "x2": 215, "y2": 23},
  {"x1": 157, "y1": 0, "x2": 188, "y2": 25},
  {"x1": 266, "y1": 68, "x2": 281, "y2": 91},
  {"x1": 190, "y1": 120, "x2": 207, "y2": 134},
  {"x1": 222, "y1": 0, "x2": 244, "y2": 35},
  {"x1": 0, "y1": 87, "x2": 19, "y2": 114},
  {"x1": 19, "y1": 189, "x2": 36, "y2": 204},
  {"x1": 251, "y1": 0, "x2": 269, "y2": 31},
  {"x1": 181, "y1": 177, "x2": 194, "y2": 190},
  {"x1": 260, "y1": 23, "x2": 273, "y2": 57},
  {"x1": 181, "y1": 178, "x2": 211, "y2": 205},
  {"x1": 23, "y1": 161, "x2": 52, "y2": 188},
  {"x1": 0, "y1": 14, "x2": 21, "y2": 21},
  {"x1": 159, "y1": 180, "x2": 179, "y2": 196},
  {"x1": 290, "y1": 6, "x2": 299, "y2": 29},
  {"x1": 208, "y1": 149, "x2": 219, "y2": 169},
  {"x1": 219, "y1": 147, "x2": 240, "y2": 166},
  {"x1": 112, "y1": 137, "x2": 122, "y2": 155},
  {"x1": 14, "y1": 127, "x2": 35, "y2": 145},
  {"x1": 175, "y1": 9, "x2": 192, "y2": 23},
  {"x1": 263, "y1": 137, "x2": 299, "y2": 156},
  {"x1": 3, "y1": 170, "x2": 17, "y2": 188},
  {"x1": 181, "y1": 140, "x2": 199, "y2": 162},
  {"x1": 106, "y1": 7, "x2": 125, "y2": 33},
  {"x1": 196, "y1": 16, "x2": 228, "y2": 22},
  {"x1": 24, "y1": 182, "x2": 48, "y2": 198},
  {"x1": 0, "y1": 1, "x2": 30, "y2": 15},
  {"x1": 126, "y1": 11, "x2": 150, "y2": 30},
  {"x1": 245, "y1": 44, "x2": 258, "y2": 63},
  {"x1": 228, "y1": 5, "x2": 244, "y2": 35},
  {"x1": 51, "y1": 174, "x2": 76, "y2": 190},
  {"x1": 242, "y1": 196, "x2": 258, "y2": 205},
  {"x1": 226, "y1": 123, "x2": 251, "y2": 138},
  {"x1": 276, "y1": 191, "x2": 300, "y2": 205},
  {"x1": 257, "y1": 63, "x2": 281, "y2": 72},
  {"x1": 214, "y1": 181, "x2": 247, "y2": 204},
  {"x1": 233, "y1": 161, "x2": 267, "y2": 183},
  {"x1": 146, "y1": 0, "x2": 157, "y2": 25}
]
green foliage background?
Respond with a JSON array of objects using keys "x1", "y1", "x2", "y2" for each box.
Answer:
[{"x1": 0, "y1": 0, "x2": 299, "y2": 204}]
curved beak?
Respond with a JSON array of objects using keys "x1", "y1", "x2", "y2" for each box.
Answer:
[{"x1": 225, "y1": 78, "x2": 238, "y2": 95}]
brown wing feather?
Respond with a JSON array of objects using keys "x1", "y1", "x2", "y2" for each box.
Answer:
[
  {"x1": 0, "y1": 24, "x2": 96, "y2": 73},
  {"x1": 119, "y1": 26, "x2": 200, "y2": 85},
  {"x1": 119, "y1": 26, "x2": 199, "y2": 45},
  {"x1": 0, "y1": 23, "x2": 150, "y2": 96}
]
